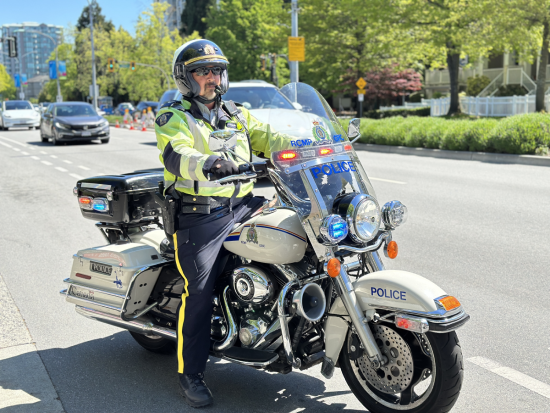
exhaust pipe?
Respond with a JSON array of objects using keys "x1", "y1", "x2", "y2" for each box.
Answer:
[
  {"x1": 213, "y1": 286, "x2": 238, "y2": 351},
  {"x1": 75, "y1": 306, "x2": 177, "y2": 341}
]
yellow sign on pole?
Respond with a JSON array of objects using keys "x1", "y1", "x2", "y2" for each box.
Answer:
[
  {"x1": 357, "y1": 89, "x2": 366, "y2": 95},
  {"x1": 356, "y1": 77, "x2": 367, "y2": 89},
  {"x1": 288, "y1": 37, "x2": 305, "y2": 62}
]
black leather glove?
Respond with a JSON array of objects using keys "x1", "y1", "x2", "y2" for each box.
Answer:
[{"x1": 208, "y1": 159, "x2": 239, "y2": 180}]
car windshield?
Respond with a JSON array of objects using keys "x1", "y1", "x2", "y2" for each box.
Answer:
[
  {"x1": 5, "y1": 101, "x2": 33, "y2": 110},
  {"x1": 55, "y1": 105, "x2": 97, "y2": 117},
  {"x1": 224, "y1": 86, "x2": 294, "y2": 110}
]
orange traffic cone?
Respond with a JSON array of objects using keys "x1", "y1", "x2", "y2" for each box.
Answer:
[
  {"x1": 115, "y1": 120, "x2": 120, "y2": 128},
  {"x1": 130, "y1": 123, "x2": 135, "y2": 130},
  {"x1": 141, "y1": 121, "x2": 147, "y2": 132}
]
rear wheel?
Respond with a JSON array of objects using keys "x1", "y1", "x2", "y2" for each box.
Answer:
[
  {"x1": 129, "y1": 331, "x2": 176, "y2": 354},
  {"x1": 340, "y1": 325, "x2": 463, "y2": 413}
]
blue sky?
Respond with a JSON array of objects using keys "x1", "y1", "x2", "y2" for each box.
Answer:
[{"x1": 0, "y1": 0, "x2": 154, "y2": 36}]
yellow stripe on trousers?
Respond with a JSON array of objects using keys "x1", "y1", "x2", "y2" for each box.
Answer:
[{"x1": 173, "y1": 232, "x2": 190, "y2": 374}]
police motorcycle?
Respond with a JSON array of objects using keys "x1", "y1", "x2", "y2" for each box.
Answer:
[{"x1": 61, "y1": 83, "x2": 469, "y2": 413}]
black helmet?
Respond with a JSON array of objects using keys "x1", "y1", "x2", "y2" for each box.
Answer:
[{"x1": 172, "y1": 39, "x2": 229, "y2": 99}]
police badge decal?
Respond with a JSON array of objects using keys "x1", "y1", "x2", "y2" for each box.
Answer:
[{"x1": 246, "y1": 223, "x2": 258, "y2": 244}]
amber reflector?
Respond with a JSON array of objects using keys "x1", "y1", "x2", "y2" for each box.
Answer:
[
  {"x1": 76, "y1": 273, "x2": 91, "y2": 280},
  {"x1": 438, "y1": 296, "x2": 461, "y2": 311},
  {"x1": 386, "y1": 241, "x2": 398, "y2": 259},
  {"x1": 327, "y1": 258, "x2": 341, "y2": 278}
]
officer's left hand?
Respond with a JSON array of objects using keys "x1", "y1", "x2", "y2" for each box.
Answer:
[{"x1": 209, "y1": 159, "x2": 239, "y2": 180}]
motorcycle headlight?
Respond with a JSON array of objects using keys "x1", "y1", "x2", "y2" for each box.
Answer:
[
  {"x1": 382, "y1": 200, "x2": 408, "y2": 229},
  {"x1": 346, "y1": 194, "x2": 381, "y2": 242}
]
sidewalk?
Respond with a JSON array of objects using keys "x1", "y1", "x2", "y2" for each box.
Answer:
[
  {"x1": 354, "y1": 143, "x2": 550, "y2": 167},
  {"x1": 0, "y1": 272, "x2": 64, "y2": 412}
]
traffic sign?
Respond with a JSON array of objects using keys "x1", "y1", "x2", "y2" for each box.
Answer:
[
  {"x1": 288, "y1": 37, "x2": 305, "y2": 62},
  {"x1": 119, "y1": 63, "x2": 130, "y2": 68},
  {"x1": 357, "y1": 88, "x2": 366, "y2": 95},
  {"x1": 356, "y1": 77, "x2": 367, "y2": 89},
  {"x1": 358, "y1": 94, "x2": 364, "y2": 102}
]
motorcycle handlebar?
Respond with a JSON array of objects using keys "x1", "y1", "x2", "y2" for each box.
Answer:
[{"x1": 215, "y1": 161, "x2": 268, "y2": 184}]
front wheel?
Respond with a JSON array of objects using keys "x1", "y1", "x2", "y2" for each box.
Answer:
[
  {"x1": 129, "y1": 331, "x2": 175, "y2": 354},
  {"x1": 340, "y1": 325, "x2": 463, "y2": 413}
]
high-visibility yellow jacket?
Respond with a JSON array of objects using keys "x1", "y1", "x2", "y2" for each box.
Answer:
[{"x1": 155, "y1": 99, "x2": 292, "y2": 198}]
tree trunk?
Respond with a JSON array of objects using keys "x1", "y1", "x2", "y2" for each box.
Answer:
[
  {"x1": 536, "y1": 20, "x2": 549, "y2": 112},
  {"x1": 446, "y1": 44, "x2": 461, "y2": 116}
]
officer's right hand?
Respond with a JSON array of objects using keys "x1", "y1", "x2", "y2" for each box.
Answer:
[{"x1": 208, "y1": 159, "x2": 239, "y2": 180}]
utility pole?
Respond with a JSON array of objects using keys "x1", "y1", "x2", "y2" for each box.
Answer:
[
  {"x1": 89, "y1": 0, "x2": 98, "y2": 109},
  {"x1": 290, "y1": 0, "x2": 299, "y2": 83}
]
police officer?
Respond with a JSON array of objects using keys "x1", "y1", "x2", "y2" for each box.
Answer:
[{"x1": 155, "y1": 39, "x2": 292, "y2": 407}]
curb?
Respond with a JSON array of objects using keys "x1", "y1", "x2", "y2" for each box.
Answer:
[{"x1": 354, "y1": 143, "x2": 550, "y2": 167}]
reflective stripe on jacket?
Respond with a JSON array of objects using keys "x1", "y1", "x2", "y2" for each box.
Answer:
[{"x1": 155, "y1": 99, "x2": 293, "y2": 198}]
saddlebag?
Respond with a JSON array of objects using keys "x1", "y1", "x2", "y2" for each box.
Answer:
[{"x1": 63, "y1": 240, "x2": 166, "y2": 317}]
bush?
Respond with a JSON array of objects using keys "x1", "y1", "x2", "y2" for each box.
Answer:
[
  {"x1": 466, "y1": 75, "x2": 491, "y2": 96},
  {"x1": 496, "y1": 84, "x2": 528, "y2": 97},
  {"x1": 339, "y1": 114, "x2": 550, "y2": 155},
  {"x1": 364, "y1": 106, "x2": 431, "y2": 119}
]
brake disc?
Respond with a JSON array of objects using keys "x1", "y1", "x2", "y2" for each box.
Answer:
[{"x1": 357, "y1": 325, "x2": 414, "y2": 394}]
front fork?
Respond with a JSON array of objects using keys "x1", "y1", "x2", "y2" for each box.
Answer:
[{"x1": 331, "y1": 251, "x2": 387, "y2": 369}]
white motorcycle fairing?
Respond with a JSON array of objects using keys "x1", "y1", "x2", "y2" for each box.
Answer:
[{"x1": 324, "y1": 270, "x2": 468, "y2": 366}]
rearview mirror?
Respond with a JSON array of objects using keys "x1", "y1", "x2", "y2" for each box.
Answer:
[
  {"x1": 208, "y1": 129, "x2": 239, "y2": 152},
  {"x1": 347, "y1": 118, "x2": 361, "y2": 142}
]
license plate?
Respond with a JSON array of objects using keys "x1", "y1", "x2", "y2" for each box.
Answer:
[
  {"x1": 90, "y1": 261, "x2": 112, "y2": 275},
  {"x1": 71, "y1": 286, "x2": 95, "y2": 301},
  {"x1": 82, "y1": 131, "x2": 92, "y2": 136}
]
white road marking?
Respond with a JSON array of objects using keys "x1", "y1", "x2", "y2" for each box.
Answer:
[
  {"x1": 370, "y1": 177, "x2": 407, "y2": 185},
  {"x1": 63, "y1": 160, "x2": 72, "y2": 164},
  {"x1": 0, "y1": 388, "x2": 40, "y2": 409},
  {"x1": 40, "y1": 151, "x2": 47, "y2": 155},
  {"x1": 41, "y1": 161, "x2": 52, "y2": 166},
  {"x1": 0, "y1": 136, "x2": 29, "y2": 147},
  {"x1": 468, "y1": 357, "x2": 550, "y2": 400},
  {"x1": 0, "y1": 141, "x2": 12, "y2": 148},
  {"x1": 50, "y1": 155, "x2": 57, "y2": 159},
  {"x1": 29, "y1": 147, "x2": 36, "y2": 150},
  {"x1": 12, "y1": 147, "x2": 20, "y2": 152},
  {"x1": 55, "y1": 167, "x2": 68, "y2": 172},
  {"x1": 31, "y1": 156, "x2": 40, "y2": 160},
  {"x1": 21, "y1": 151, "x2": 29, "y2": 155},
  {"x1": 78, "y1": 165, "x2": 90, "y2": 170},
  {"x1": 69, "y1": 173, "x2": 84, "y2": 180}
]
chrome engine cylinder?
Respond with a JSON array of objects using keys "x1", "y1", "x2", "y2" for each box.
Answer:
[{"x1": 232, "y1": 266, "x2": 276, "y2": 304}]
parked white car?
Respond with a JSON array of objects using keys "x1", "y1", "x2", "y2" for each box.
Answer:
[
  {"x1": 0, "y1": 100, "x2": 41, "y2": 130},
  {"x1": 174, "y1": 81, "x2": 318, "y2": 138}
]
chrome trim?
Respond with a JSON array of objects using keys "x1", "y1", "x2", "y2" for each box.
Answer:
[
  {"x1": 278, "y1": 280, "x2": 301, "y2": 368},
  {"x1": 336, "y1": 231, "x2": 390, "y2": 253},
  {"x1": 273, "y1": 264, "x2": 298, "y2": 282},
  {"x1": 364, "y1": 250, "x2": 386, "y2": 271},
  {"x1": 319, "y1": 214, "x2": 348, "y2": 245},
  {"x1": 283, "y1": 154, "x2": 352, "y2": 175},
  {"x1": 213, "y1": 286, "x2": 238, "y2": 351},
  {"x1": 124, "y1": 301, "x2": 160, "y2": 320},
  {"x1": 64, "y1": 294, "x2": 122, "y2": 312},
  {"x1": 75, "y1": 306, "x2": 177, "y2": 341},
  {"x1": 221, "y1": 354, "x2": 279, "y2": 367},
  {"x1": 381, "y1": 200, "x2": 408, "y2": 230},
  {"x1": 346, "y1": 194, "x2": 381, "y2": 243},
  {"x1": 120, "y1": 263, "x2": 166, "y2": 320},
  {"x1": 370, "y1": 304, "x2": 465, "y2": 320},
  {"x1": 344, "y1": 260, "x2": 360, "y2": 272},
  {"x1": 59, "y1": 288, "x2": 68, "y2": 296},
  {"x1": 252, "y1": 319, "x2": 281, "y2": 350},
  {"x1": 81, "y1": 182, "x2": 111, "y2": 190},
  {"x1": 299, "y1": 272, "x2": 329, "y2": 285},
  {"x1": 63, "y1": 278, "x2": 127, "y2": 300}
]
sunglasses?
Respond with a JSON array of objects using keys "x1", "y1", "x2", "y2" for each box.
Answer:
[{"x1": 191, "y1": 67, "x2": 224, "y2": 76}]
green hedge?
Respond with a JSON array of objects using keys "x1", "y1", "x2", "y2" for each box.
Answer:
[
  {"x1": 340, "y1": 114, "x2": 550, "y2": 155},
  {"x1": 364, "y1": 106, "x2": 431, "y2": 119}
]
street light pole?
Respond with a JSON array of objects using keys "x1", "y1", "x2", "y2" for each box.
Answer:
[
  {"x1": 89, "y1": 0, "x2": 98, "y2": 110},
  {"x1": 290, "y1": 0, "x2": 299, "y2": 83},
  {"x1": 18, "y1": 30, "x2": 62, "y2": 101}
]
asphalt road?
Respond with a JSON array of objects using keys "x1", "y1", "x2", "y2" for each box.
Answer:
[{"x1": 1, "y1": 127, "x2": 549, "y2": 412}]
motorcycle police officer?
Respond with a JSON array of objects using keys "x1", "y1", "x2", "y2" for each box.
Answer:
[{"x1": 155, "y1": 39, "x2": 292, "y2": 407}]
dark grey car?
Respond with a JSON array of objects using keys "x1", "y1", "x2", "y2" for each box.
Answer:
[{"x1": 40, "y1": 102, "x2": 110, "y2": 145}]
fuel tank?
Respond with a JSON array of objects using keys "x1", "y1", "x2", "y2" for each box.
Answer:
[{"x1": 223, "y1": 208, "x2": 307, "y2": 264}]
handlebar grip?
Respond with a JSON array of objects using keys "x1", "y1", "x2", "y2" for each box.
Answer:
[{"x1": 238, "y1": 164, "x2": 251, "y2": 173}]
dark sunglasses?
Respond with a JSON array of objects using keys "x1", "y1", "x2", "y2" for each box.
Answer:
[{"x1": 191, "y1": 67, "x2": 224, "y2": 76}]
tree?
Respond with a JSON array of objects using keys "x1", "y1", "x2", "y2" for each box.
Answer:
[
  {"x1": 76, "y1": 2, "x2": 114, "y2": 32},
  {"x1": 0, "y1": 64, "x2": 16, "y2": 100},
  {"x1": 205, "y1": 0, "x2": 290, "y2": 85},
  {"x1": 180, "y1": 0, "x2": 215, "y2": 37},
  {"x1": 363, "y1": 66, "x2": 422, "y2": 107}
]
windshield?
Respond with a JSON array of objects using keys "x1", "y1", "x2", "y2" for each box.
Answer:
[
  {"x1": 270, "y1": 83, "x2": 376, "y2": 256},
  {"x1": 223, "y1": 86, "x2": 295, "y2": 110},
  {"x1": 5, "y1": 101, "x2": 33, "y2": 110},
  {"x1": 55, "y1": 105, "x2": 97, "y2": 117}
]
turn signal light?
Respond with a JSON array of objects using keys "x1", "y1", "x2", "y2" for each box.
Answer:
[
  {"x1": 395, "y1": 315, "x2": 429, "y2": 333},
  {"x1": 344, "y1": 144, "x2": 353, "y2": 151},
  {"x1": 327, "y1": 258, "x2": 341, "y2": 278},
  {"x1": 279, "y1": 150, "x2": 298, "y2": 160},
  {"x1": 319, "y1": 148, "x2": 333, "y2": 155},
  {"x1": 385, "y1": 240, "x2": 398, "y2": 259},
  {"x1": 438, "y1": 296, "x2": 461, "y2": 311},
  {"x1": 78, "y1": 196, "x2": 93, "y2": 210}
]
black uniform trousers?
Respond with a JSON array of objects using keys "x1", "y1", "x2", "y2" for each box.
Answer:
[{"x1": 173, "y1": 195, "x2": 265, "y2": 375}]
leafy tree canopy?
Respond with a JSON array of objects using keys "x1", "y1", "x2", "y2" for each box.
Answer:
[
  {"x1": 0, "y1": 64, "x2": 17, "y2": 100},
  {"x1": 76, "y1": 2, "x2": 114, "y2": 32},
  {"x1": 180, "y1": 0, "x2": 215, "y2": 37}
]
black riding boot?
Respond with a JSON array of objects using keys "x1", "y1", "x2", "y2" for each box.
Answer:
[{"x1": 178, "y1": 373, "x2": 213, "y2": 408}]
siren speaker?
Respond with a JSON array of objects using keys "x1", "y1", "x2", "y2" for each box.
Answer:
[{"x1": 292, "y1": 283, "x2": 326, "y2": 322}]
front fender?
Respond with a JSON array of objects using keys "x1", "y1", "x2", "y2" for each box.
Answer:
[{"x1": 324, "y1": 270, "x2": 451, "y2": 366}]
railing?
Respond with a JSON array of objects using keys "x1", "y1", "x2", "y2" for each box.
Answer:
[
  {"x1": 478, "y1": 72, "x2": 504, "y2": 97},
  {"x1": 379, "y1": 102, "x2": 430, "y2": 111},
  {"x1": 460, "y1": 95, "x2": 550, "y2": 116}
]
